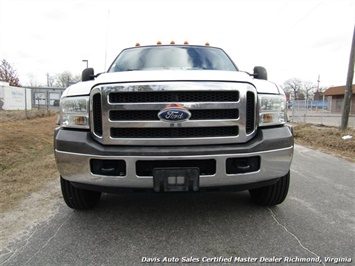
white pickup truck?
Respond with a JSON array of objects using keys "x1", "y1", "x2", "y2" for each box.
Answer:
[{"x1": 54, "y1": 43, "x2": 293, "y2": 210}]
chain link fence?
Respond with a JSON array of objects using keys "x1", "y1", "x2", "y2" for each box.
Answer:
[
  {"x1": 31, "y1": 88, "x2": 62, "y2": 111},
  {"x1": 288, "y1": 100, "x2": 355, "y2": 128},
  {"x1": 0, "y1": 87, "x2": 63, "y2": 121}
]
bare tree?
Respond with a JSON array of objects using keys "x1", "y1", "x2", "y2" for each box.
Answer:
[
  {"x1": 47, "y1": 73, "x2": 55, "y2": 87},
  {"x1": 55, "y1": 71, "x2": 80, "y2": 87},
  {"x1": 0, "y1": 59, "x2": 21, "y2": 87},
  {"x1": 303, "y1": 81, "x2": 316, "y2": 101},
  {"x1": 283, "y1": 78, "x2": 303, "y2": 100},
  {"x1": 55, "y1": 71, "x2": 72, "y2": 87},
  {"x1": 72, "y1": 74, "x2": 81, "y2": 83},
  {"x1": 27, "y1": 73, "x2": 40, "y2": 87}
]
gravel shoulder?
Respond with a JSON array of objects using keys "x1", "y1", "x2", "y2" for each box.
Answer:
[{"x1": 1, "y1": 179, "x2": 61, "y2": 250}]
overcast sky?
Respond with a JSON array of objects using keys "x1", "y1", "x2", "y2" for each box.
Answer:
[{"x1": 0, "y1": 0, "x2": 354, "y2": 88}]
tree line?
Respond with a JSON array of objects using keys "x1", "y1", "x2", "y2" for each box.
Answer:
[
  {"x1": 283, "y1": 77, "x2": 328, "y2": 101},
  {"x1": 0, "y1": 59, "x2": 80, "y2": 88}
]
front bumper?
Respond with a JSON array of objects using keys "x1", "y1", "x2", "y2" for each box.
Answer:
[{"x1": 54, "y1": 126, "x2": 293, "y2": 190}]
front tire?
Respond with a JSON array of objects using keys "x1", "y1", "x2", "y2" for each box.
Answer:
[
  {"x1": 249, "y1": 171, "x2": 290, "y2": 206},
  {"x1": 60, "y1": 176, "x2": 101, "y2": 210}
]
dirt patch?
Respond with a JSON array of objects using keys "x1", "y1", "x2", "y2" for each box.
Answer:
[
  {"x1": 0, "y1": 112, "x2": 59, "y2": 213},
  {"x1": 292, "y1": 123, "x2": 355, "y2": 163}
]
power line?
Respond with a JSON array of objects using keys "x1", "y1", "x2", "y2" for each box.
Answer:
[{"x1": 290, "y1": 1, "x2": 323, "y2": 29}]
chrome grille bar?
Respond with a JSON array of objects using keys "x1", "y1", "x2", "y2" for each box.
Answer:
[{"x1": 90, "y1": 82, "x2": 256, "y2": 146}]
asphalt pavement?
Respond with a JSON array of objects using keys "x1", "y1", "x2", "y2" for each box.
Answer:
[{"x1": 1, "y1": 144, "x2": 354, "y2": 266}]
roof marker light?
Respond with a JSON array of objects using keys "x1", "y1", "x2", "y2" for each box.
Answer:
[
  {"x1": 205, "y1": 42, "x2": 210, "y2": 46},
  {"x1": 184, "y1": 41, "x2": 189, "y2": 44},
  {"x1": 157, "y1": 41, "x2": 162, "y2": 44},
  {"x1": 135, "y1": 42, "x2": 140, "y2": 46},
  {"x1": 170, "y1": 40, "x2": 175, "y2": 44}
]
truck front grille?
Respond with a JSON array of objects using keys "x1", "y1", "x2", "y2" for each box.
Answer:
[
  {"x1": 91, "y1": 82, "x2": 257, "y2": 146},
  {"x1": 246, "y1": 91, "x2": 255, "y2": 134}
]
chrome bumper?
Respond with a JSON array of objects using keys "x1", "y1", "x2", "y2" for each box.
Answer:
[
  {"x1": 54, "y1": 126, "x2": 293, "y2": 189},
  {"x1": 55, "y1": 147, "x2": 293, "y2": 188}
]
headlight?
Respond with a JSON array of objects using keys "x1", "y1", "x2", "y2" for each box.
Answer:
[
  {"x1": 60, "y1": 96, "x2": 90, "y2": 129},
  {"x1": 258, "y1": 94, "x2": 286, "y2": 127}
]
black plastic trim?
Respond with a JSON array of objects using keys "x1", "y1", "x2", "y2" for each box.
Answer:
[{"x1": 54, "y1": 125, "x2": 293, "y2": 157}]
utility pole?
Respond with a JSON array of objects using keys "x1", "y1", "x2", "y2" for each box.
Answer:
[
  {"x1": 340, "y1": 24, "x2": 355, "y2": 131},
  {"x1": 316, "y1": 75, "x2": 320, "y2": 112},
  {"x1": 317, "y1": 75, "x2": 320, "y2": 92}
]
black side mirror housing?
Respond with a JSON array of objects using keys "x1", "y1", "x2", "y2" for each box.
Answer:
[
  {"x1": 253, "y1": 66, "x2": 267, "y2": 80},
  {"x1": 82, "y1": 68, "x2": 95, "y2": 81}
]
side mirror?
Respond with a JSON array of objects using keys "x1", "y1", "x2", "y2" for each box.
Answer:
[
  {"x1": 82, "y1": 68, "x2": 95, "y2": 81},
  {"x1": 253, "y1": 66, "x2": 267, "y2": 80}
]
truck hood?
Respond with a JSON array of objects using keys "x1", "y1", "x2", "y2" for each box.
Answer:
[{"x1": 62, "y1": 70, "x2": 280, "y2": 97}]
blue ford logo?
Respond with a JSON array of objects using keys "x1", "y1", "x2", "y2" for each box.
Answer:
[{"x1": 158, "y1": 104, "x2": 191, "y2": 123}]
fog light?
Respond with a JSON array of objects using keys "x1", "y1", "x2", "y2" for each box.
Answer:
[
  {"x1": 226, "y1": 157, "x2": 260, "y2": 174},
  {"x1": 90, "y1": 159, "x2": 126, "y2": 176}
]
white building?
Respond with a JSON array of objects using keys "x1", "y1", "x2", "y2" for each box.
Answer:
[{"x1": 0, "y1": 81, "x2": 32, "y2": 110}]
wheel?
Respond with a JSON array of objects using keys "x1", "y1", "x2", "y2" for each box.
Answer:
[
  {"x1": 249, "y1": 171, "x2": 290, "y2": 206},
  {"x1": 60, "y1": 176, "x2": 101, "y2": 210}
]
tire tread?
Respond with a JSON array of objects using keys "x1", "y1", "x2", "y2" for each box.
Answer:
[
  {"x1": 60, "y1": 176, "x2": 101, "y2": 210},
  {"x1": 249, "y1": 171, "x2": 290, "y2": 206}
]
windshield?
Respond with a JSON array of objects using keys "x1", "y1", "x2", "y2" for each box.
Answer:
[{"x1": 108, "y1": 45, "x2": 238, "y2": 72}]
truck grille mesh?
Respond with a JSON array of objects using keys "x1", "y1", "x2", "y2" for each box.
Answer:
[
  {"x1": 93, "y1": 94, "x2": 103, "y2": 136},
  {"x1": 111, "y1": 126, "x2": 238, "y2": 138},
  {"x1": 246, "y1": 91, "x2": 255, "y2": 134}
]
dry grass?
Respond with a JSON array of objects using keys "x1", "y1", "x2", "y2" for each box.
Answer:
[
  {"x1": 0, "y1": 109, "x2": 58, "y2": 123},
  {"x1": 0, "y1": 111, "x2": 59, "y2": 212},
  {"x1": 293, "y1": 123, "x2": 355, "y2": 163},
  {"x1": 0, "y1": 110, "x2": 354, "y2": 212}
]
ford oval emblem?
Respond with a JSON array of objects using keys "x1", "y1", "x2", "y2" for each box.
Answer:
[{"x1": 158, "y1": 104, "x2": 191, "y2": 123}]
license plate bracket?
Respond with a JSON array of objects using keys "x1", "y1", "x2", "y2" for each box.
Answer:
[{"x1": 153, "y1": 167, "x2": 200, "y2": 192}]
